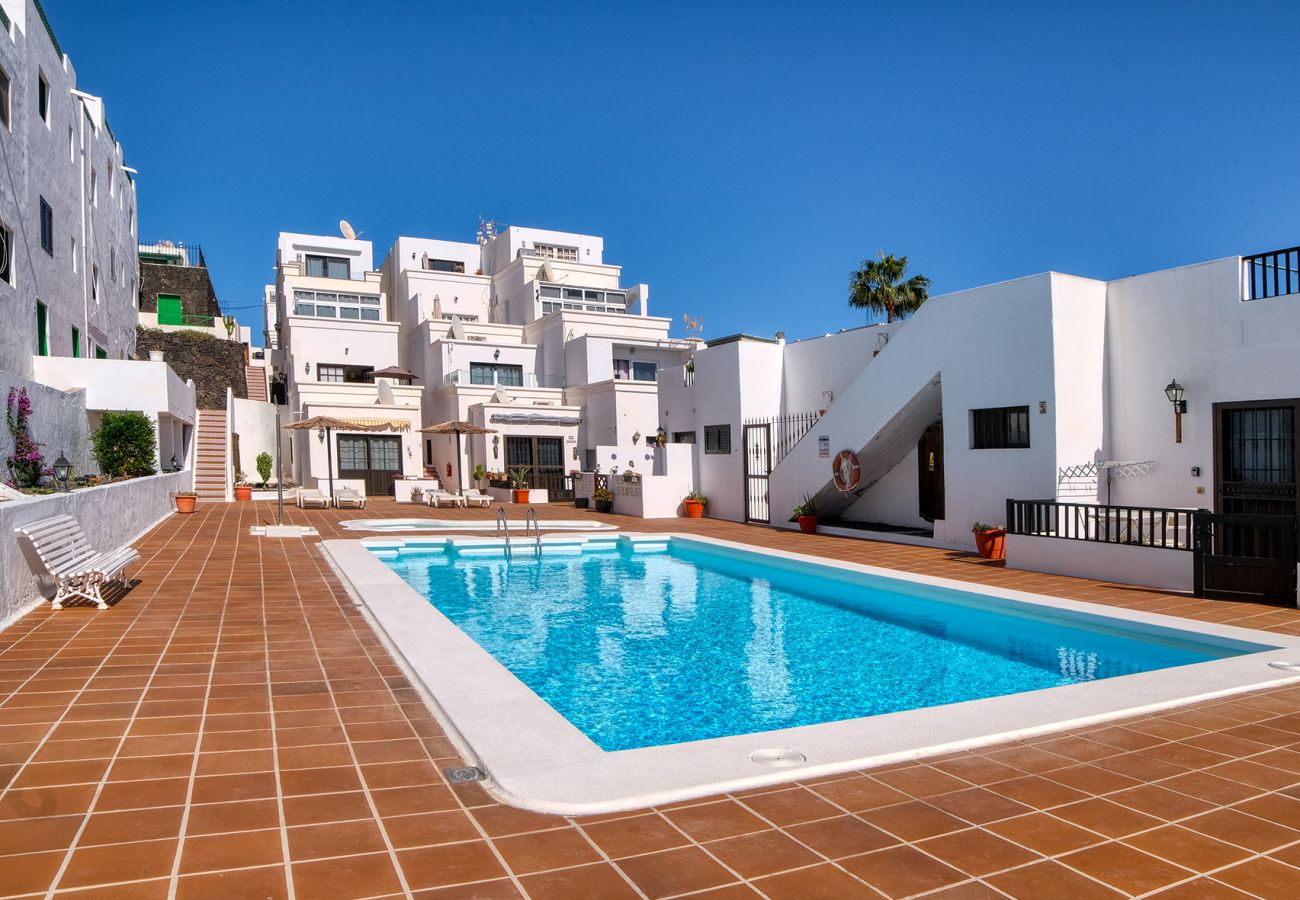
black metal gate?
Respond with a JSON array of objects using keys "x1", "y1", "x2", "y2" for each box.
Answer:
[
  {"x1": 1193, "y1": 511, "x2": 1298, "y2": 606},
  {"x1": 743, "y1": 423, "x2": 771, "y2": 523}
]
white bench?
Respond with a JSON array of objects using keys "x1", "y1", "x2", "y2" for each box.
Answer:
[{"x1": 14, "y1": 515, "x2": 140, "y2": 609}]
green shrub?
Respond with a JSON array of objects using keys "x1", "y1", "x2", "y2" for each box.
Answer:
[
  {"x1": 256, "y1": 451, "x2": 273, "y2": 483},
  {"x1": 92, "y1": 411, "x2": 157, "y2": 478}
]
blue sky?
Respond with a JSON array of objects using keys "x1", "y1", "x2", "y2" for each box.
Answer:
[{"x1": 50, "y1": 0, "x2": 1300, "y2": 345}]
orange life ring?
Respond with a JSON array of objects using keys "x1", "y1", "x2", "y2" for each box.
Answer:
[{"x1": 833, "y1": 450, "x2": 861, "y2": 492}]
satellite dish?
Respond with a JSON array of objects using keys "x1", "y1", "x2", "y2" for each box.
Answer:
[
  {"x1": 339, "y1": 220, "x2": 357, "y2": 241},
  {"x1": 377, "y1": 381, "x2": 395, "y2": 405},
  {"x1": 538, "y1": 261, "x2": 555, "y2": 282},
  {"x1": 448, "y1": 315, "x2": 467, "y2": 342}
]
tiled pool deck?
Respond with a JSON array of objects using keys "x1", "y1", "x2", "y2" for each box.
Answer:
[{"x1": 2, "y1": 502, "x2": 1299, "y2": 899}]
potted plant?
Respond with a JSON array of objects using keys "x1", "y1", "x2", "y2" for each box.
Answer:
[
  {"x1": 682, "y1": 491, "x2": 706, "y2": 518},
  {"x1": 410, "y1": 485, "x2": 424, "y2": 503},
  {"x1": 794, "y1": 494, "x2": 820, "y2": 534},
  {"x1": 175, "y1": 491, "x2": 198, "y2": 514},
  {"x1": 233, "y1": 473, "x2": 252, "y2": 502},
  {"x1": 972, "y1": 522, "x2": 1007, "y2": 560},
  {"x1": 509, "y1": 466, "x2": 531, "y2": 503},
  {"x1": 474, "y1": 463, "x2": 486, "y2": 488},
  {"x1": 593, "y1": 486, "x2": 614, "y2": 513},
  {"x1": 256, "y1": 452, "x2": 273, "y2": 487}
]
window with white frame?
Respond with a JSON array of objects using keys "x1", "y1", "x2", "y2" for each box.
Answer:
[
  {"x1": 533, "y1": 243, "x2": 578, "y2": 261},
  {"x1": 291, "y1": 289, "x2": 382, "y2": 321},
  {"x1": 538, "y1": 283, "x2": 627, "y2": 315},
  {"x1": 0, "y1": 64, "x2": 10, "y2": 131},
  {"x1": 0, "y1": 219, "x2": 13, "y2": 286},
  {"x1": 37, "y1": 70, "x2": 49, "y2": 124},
  {"x1": 317, "y1": 365, "x2": 344, "y2": 383},
  {"x1": 613, "y1": 359, "x2": 658, "y2": 382}
]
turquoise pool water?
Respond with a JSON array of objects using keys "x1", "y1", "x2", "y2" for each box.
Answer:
[{"x1": 379, "y1": 539, "x2": 1267, "y2": 751}]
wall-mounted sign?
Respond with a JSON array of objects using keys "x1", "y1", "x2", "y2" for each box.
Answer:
[{"x1": 818, "y1": 435, "x2": 830, "y2": 458}]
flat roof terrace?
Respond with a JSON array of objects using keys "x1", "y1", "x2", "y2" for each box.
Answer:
[{"x1": 0, "y1": 501, "x2": 1298, "y2": 898}]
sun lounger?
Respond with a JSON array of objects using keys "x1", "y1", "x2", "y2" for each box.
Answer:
[
  {"x1": 334, "y1": 488, "x2": 366, "y2": 509},
  {"x1": 297, "y1": 488, "x2": 329, "y2": 509},
  {"x1": 425, "y1": 490, "x2": 466, "y2": 508},
  {"x1": 14, "y1": 514, "x2": 140, "y2": 609},
  {"x1": 462, "y1": 489, "x2": 493, "y2": 508}
]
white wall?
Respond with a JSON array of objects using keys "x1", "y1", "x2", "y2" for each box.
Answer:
[
  {"x1": 0, "y1": 470, "x2": 192, "y2": 628},
  {"x1": 0, "y1": 372, "x2": 92, "y2": 478},
  {"x1": 230, "y1": 398, "x2": 287, "y2": 482},
  {"x1": 1008, "y1": 534, "x2": 1192, "y2": 592},
  {"x1": 781, "y1": 324, "x2": 902, "y2": 415}
]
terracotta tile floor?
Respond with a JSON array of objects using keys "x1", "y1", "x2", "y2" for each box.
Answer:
[{"x1": 2, "y1": 499, "x2": 1300, "y2": 898}]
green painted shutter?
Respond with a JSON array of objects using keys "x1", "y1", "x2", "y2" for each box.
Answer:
[
  {"x1": 95, "y1": 346, "x2": 107, "y2": 359},
  {"x1": 157, "y1": 294, "x2": 182, "y2": 325},
  {"x1": 36, "y1": 301, "x2": 47, "y2": 356},
  {"x1": 71, "y1": 326, "x2": 80, "y2": 357}
]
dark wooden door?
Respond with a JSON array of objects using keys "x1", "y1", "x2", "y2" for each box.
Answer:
[
  {"x1": 1216, "y1": 401, "x2": 1298, "y2": 517},
  {"x1": 917, "y1": 421, "x2": 944, "y2": 522},
  {"x1": 1194, "y1": 511, "x2": 1297, "y2": 606},
  {"x1": 337, "y1": 434, "x2": 402, "y2": 496},
  {"x1": 505, "y1": 436, "x2": 571, "y2": 499}
]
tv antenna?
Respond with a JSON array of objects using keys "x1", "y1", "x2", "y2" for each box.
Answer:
[
  {"x1": 339, "y1": 219, "x2": 361, "y2": 241},
  {"x1": 476, "y1": 217, "x2": 498, "y2": 245},
  {"x1": 683, "y1": 314, "x2": 704, "y2": 337}
]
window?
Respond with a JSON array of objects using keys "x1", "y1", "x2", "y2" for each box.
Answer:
[
  {"x1": 0, "y1": 64, "x2": 10, "y2": 130},
  {"x1": 0, "y1": 220, "x2": 12, "y2": 285},
  {"x1": 317, "y1": 365, "x2": 344, "y2": 383},
  {"x1": 534, "y1": 243, "x2": 578, "y2": 261},
  {"x1": 37, "y1": 70, "x2": 49, "y2": 124},
  {"x1": 704, "y1": 425, "x2": 731, "y2": 455},
  {"x1": 157, "y1": 294, "x2": 182, "y2": 325},
  {"x1": 68, "y1": 126, "x2": 74, "y2": 161},
  {"x1": 423, "y1": 258, "x2": 464, "y2": 273},
  {"x1": 91, "y1": 264, "x2": 98, "y2": 303},
  {"x1": 70, "y1": 236, "x2": 77, "y2": 273},
  {"x1": 71, "y1": 326, "x2": 80, "y2": 358},
  {"x1": 538, "y1": 282, "x2": 627, "y2": 316},
  {"x1": 470, "y1": 362, "x2": 522, "y2": 386},
  {"x1": 109, "y1": 246, "x2": 116, "y2": 282},
  {"x1": 36, "y1": 301, "x2": 47, "y2": 356},
  {"x1": 971, "y1": 405, "x2": 1030, "y2": 449},
  {"x1": 95, "y1": 346, "x2": 107, "y2": 359},
  {"x1": 305, "y1": 254, "x2": 350, "y2": 279},
  {"x1": 292, "y1": 289, "x2": 380, "y2": 320},
  {"x1": 673, "y1": 431, "x2": 696, "y2": 444},
  {"x1": 90, "y1": 169, "x2": 97, "y2": 206},
  {"x1": 613, "y1": 359, "x2": 658, "y2": 382},
  {"x1": 39, "y1": 197, "x2": 53, "y2": 255}
]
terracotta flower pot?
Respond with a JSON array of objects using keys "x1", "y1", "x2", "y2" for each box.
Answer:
[
  {"x1": 513, "y1": 489, "x2": 530, "y2": 504},
  {"x1": 683, "y1": 499, "x2": 704, "y2": 518},
  {"x1": 973, "y1": 528, "x2": 1006, "y2": 560},
  {"x1": 175, "y1": 495, "x2": 197, "y2": 514},
  {"x1": 234, "y1": 485, "x2": 252, "y2": 501},
  {"x1": 798, "y1": 515, "x2": 818, "y2": 534}
]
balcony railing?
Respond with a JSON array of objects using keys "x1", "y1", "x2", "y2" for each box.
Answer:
[
  {"x1": 139, "y1": 241, "x2": 204, "y2": 268},
  {"x1": 1244, "y1": 245, "x2": 1300, "y2": 301},
  {"x1": 1007, "y1": 499, "x2": 1196, "y2": 550},
  {"x1": 442, "y1": 369, "x2": 565, "y2": 389},
  {"x1": 742, "y1": 411, "x2": 821, "y2": 469}
]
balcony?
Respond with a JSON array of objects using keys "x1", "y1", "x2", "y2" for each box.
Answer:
[
  {"x1": 138, "y1": 241, "x2": 204, "y2": 268},
  {"x1": 443, "y1": 368, "x2": 565, "y2": 389},
  {"x1": 1244, "y1": 245, "x2": 1300, "y2": 301}
]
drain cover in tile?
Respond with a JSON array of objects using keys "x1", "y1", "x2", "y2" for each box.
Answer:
[
  {"x1": 749, "y1": 748, "x2": 806, "y2": 767},
  {"x1": 444, "y1": 766, "x2": 487, "y2": 784}
]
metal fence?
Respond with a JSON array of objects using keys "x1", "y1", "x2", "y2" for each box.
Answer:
[
  {"x1": 138, "y1": 241, "x2": 205, "y2": 268},
  {"x1": 1006, "y1": 499, "x2": 1196, "y2": 550},
  {"x1": 1244, "y1": 245, "x2": 1300, "y2": 301},
  {"x1": 742, "y1": 411, "x2": 820, "y2": 469}
]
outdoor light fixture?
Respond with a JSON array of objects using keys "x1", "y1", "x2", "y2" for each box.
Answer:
[
  {"x1": 170, "y1": 454, "x2": 179, "y2": 472},
  {"x1": 632, "y1": 430, "x2": 642, "y2": 445},
  {"x1": 53, "y1": 452, "x2": 72, "y2": 492},
  {"x1": 304, "y1": 361, "x2": 311, "y2": 375},
  {"x1": 492, "y1": 434, "x2": 500, "y2": 459},
  {"x1": 1165, "y1": 378, "x2": 1187, "y2": 443},
  {"x1": 493, "y1": 348, "x2": 500, "y2": 361},
  {"x1": 317, "y1": 427, "x2": 325, "y2": 444}
]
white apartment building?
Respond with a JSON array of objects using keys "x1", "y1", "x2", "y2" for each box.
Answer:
[
  {"x1": 379, "y1": 224, "x2": 696, "y2": 495},
  {"x1": 661, "y1": 244, "x2": 1300, "y2": 597},
  {"x1": 0, "y1": 0, "x2": 139, "y2": 377},
  {"x1": 264, "y1": 232, "x2": 423, "y2": 496}
]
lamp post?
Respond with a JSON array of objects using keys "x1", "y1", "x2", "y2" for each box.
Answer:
[
  {"x1": 1165, "y1": 379, "x2": 1187, "y2": 443},
  {"x1": 53, "y1": 452, "x2": 71, "y2": 492}
]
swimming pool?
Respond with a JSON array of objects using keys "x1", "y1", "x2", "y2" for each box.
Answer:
[
  {"x1": 340, "y1": 518, "x2": 615, "y2": 532},
  {"x1": 379, "y1": 538, "x2": 1260, "y2": 751},
  {"x1": 324, "y1": 534, "x2": 1300, "y2": 812}
]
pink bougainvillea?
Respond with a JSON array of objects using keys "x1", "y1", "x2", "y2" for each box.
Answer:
[{"x1": 5, "y1": 387, "x2": 44, "y2": 488}]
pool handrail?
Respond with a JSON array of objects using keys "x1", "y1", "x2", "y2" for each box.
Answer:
[
  {"x1": 495, "y1": 507, "x2": 512, "y2": 559},
  {"x1": 524, "y1": 508, "x2": 541, "y2": 558}
]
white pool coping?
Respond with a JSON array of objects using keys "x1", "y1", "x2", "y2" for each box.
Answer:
[
  {"x1": 320, "y1": 534, "x2": 1300, "y2": 815},
  {"x1": 339, "y1": 517, "x2": 616, "y2": 532}
]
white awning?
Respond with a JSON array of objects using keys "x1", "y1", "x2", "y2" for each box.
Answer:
[{"x1": 489, "y1": 412, "x2": 582, "y2": 426}]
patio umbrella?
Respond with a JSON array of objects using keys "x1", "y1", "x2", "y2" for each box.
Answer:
[
  {"x1": 284, "y1": 415, "x2": 390, "y2": 500},
  {"x1": 419, "y1": 421, "x2": 497, "y2": 493},
  {"x1": 367, "y1": 366, "x2": 421, "y2": 383}
]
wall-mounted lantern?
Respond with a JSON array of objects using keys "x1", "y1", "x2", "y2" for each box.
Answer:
[
  {"x1": 632, "y1": 430, "x2": 642, "y2": 445},
  {"x1": 317, "y1": 427, "x2": 325, "y2": 444},
  {"x1": 493, "y1": 348, "x2": 500, "y2": 361},
  {"x1": 304, "y1": 361, "x2": 311, "y2": 375},
  {"x1": 1164, "y1": 378, "x2": 1187, "y2": 443},
  {"x1": 492, "y1": 434, "x2": 500, "y2": 459},
  {"x1": 53, "y1": 452, "x2": 72, "y2": 492}
]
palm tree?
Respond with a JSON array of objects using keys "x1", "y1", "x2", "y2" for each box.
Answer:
[{"x1": 848, "y1": 253, "x2": 932, "y2": 324}]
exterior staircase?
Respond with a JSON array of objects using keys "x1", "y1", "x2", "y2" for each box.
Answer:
[
  {"x1": 194, "y1": 409, "x2": 230, "y2": 500},
  {"x1": 245, "y1": 365, "x2": 268, "y2": 402}
]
